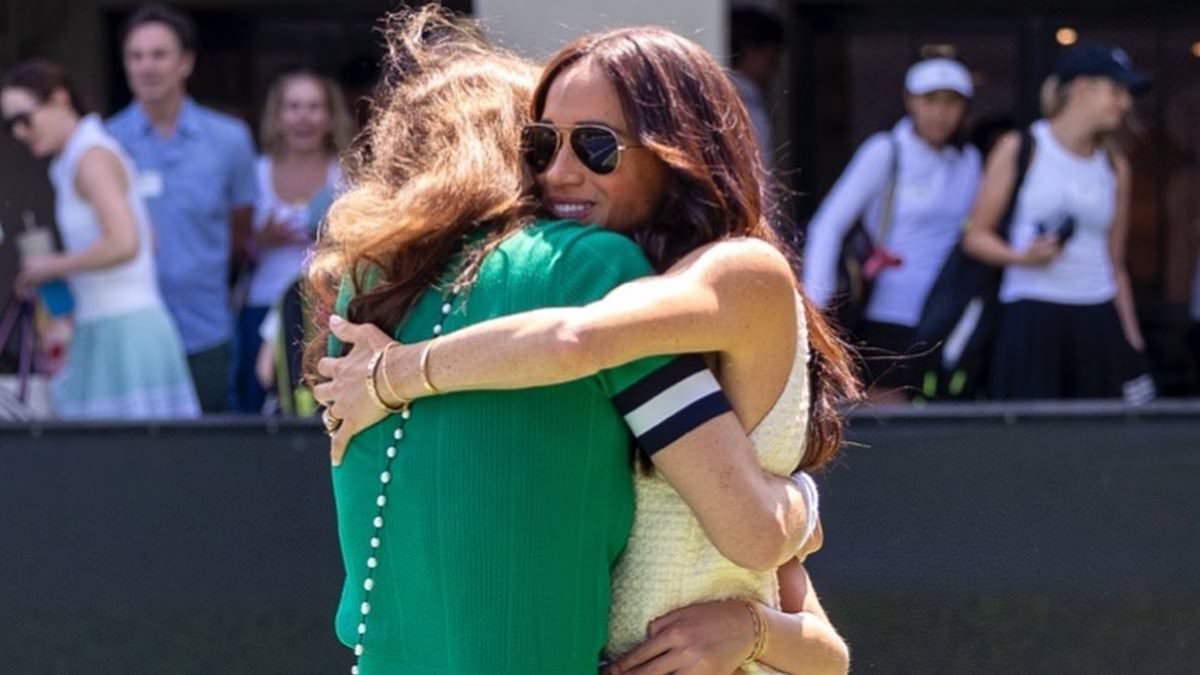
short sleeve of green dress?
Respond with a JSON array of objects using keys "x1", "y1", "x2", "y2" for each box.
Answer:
[
  {"x1": 545, "y1": 226, "x2": 675, "y2": 392},
  {"x1": 330, "y1": 220, "x2": 684, "y2": 675}
]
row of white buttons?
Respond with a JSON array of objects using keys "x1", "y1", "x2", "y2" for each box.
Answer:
[{"x1": 349, "y1": 296, "x2": 455, "y2": 674}]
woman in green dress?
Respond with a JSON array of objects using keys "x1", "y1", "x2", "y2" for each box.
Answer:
[{"x1": 310, "y1": 9, "x2": 854, "y2": 675}]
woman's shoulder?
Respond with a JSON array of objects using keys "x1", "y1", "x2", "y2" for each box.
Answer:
[
  {"x1": 854, "y1": 129, "x2": 902, "y2": 162},
  {"x1": 73, "y1": 144, "x2": 132, "y2": 192},
  {"x1": 983, "y1": 130, "x2": 1027, "y2": 169},
  {"x1": 674, "y1": 238, "x2": 797, "y2": 310},
  {"x1": 487, "y1": 220, "x2": 654, "y2": 303},
  {"x1": 678, "y1": 237, "x2": 795, "y2": 285}
]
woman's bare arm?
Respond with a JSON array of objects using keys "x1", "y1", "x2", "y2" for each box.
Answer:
[
  {"x1": 19, "y1": 147, "x2": 141, "y2": 291},
  {"x1": 378, "y1": 238, "x2": 793, "y2": 400},
  {"x1": 754, "y1": 557, "x2": 850, "y2": 675},
  {"x1": 318, "y1": 239, "x2": 814, "y2": 570},
  {"x1": 67, "y1": 147, "x2": 141, "y2": 272},
  {"x1": 963, "y1": 132, "x2": 1059, "y2": 267},
  {"x1": 1107, "y1": 153, "x2": 1145, "y2": 351}
]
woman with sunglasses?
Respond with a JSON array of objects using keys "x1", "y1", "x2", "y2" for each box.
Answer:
[
  {"x1": 317, "y1": 16, "x2": 856, "y2": 675},
  {"x1": 2, "y1": 60, "x2": 198, "y2": 418}
]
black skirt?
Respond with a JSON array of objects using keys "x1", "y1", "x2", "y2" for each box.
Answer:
[{"x1": 990, "y1": 299, "x2": 1144, "y2": 400}]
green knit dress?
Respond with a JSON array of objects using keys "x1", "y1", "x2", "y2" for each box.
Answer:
[{"x1": 329, "y1": 220, "x2": 670, "y2": 674}]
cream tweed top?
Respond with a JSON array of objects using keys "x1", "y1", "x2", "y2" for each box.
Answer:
[{"x1": 607, "y1": 298, "x2": 812, "y2": 674}]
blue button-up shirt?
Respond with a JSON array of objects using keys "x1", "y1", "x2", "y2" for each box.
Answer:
[{"x1": 107, "y1": 98, "x2": 258, "y2": 354}]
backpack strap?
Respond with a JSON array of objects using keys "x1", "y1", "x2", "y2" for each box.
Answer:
[
  {"x1": 875, "y1": 133, "x2": 902, "y2": 247},
  {"x1": 996, "y1": 127, "x2": 1035, "y2": 241}
]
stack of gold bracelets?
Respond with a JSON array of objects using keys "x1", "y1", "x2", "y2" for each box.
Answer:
[
  {"x1": 365, "y1": 342, "x2": 408, "y2": 412},
  {"x1": 365, "y1": 339, "x2": 443, "y2": 412}
]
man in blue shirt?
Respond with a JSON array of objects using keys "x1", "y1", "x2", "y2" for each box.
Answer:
[{"x1": 107, "y1": 4, "x2": 257, "y2": 413}]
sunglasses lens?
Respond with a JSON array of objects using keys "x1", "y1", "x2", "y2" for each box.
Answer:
[
  {"x1": 521, "y1": 125, "x2": 559, "y2": 174},
  {"x1": 571, "y1": 127, "x2": 621, "y2": 175}
]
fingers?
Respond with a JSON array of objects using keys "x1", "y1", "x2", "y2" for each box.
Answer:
[
  {"x1": 1035, "y1": 236, "x2": 1062, "y2": 253},
  {"x1": 621, "y1": 647, "x2": 686, "y2": 675},
  {"x1": 328, "y1": 314, "x2": 356, "y2": 342},
  {"x1": 316, "y1": 357, "x2": 339, "y2": 379},
  {"x1": 329, "y1": 315, "x2": 393, "y2": 353},
  {"x1": 312, "y1": 381, "x2": 334, "y2": 407},
  {"x1": 1023, "y1": 239, "x2": 1059, "y2": 266},
  {"x1": 646, "y1": 609, "x2": 684, "y2": 638},
  {"x1": 615, "y1": 630, "x2": 675, "y2": 674}
]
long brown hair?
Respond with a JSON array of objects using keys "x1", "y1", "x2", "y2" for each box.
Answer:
[
  {"x1": 303, "y1": 6, "x2": 538, "y2": 376},
  {"x1": 533, "y1": 28, "x2": 862, "y2": 471}
]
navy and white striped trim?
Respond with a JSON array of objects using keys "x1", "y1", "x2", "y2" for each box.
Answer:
[{"x1": 612, "y1": 356, "x2": 732, "y2": 455}]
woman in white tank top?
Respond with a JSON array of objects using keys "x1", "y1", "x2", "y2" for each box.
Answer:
[
  {"x1": 964, "y1": 43, "x2": 1153, "y2": 400},
  {"x1": 3, "y1": 60, "x2": 198, "y2": 418}
]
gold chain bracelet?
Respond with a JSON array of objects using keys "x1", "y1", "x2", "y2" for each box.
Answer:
[{"x1": 741, "y1": 598, "x2": 768, "y2": 665}]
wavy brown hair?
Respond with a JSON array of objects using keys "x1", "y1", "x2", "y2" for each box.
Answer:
[
  {"x1": 303, "y1": 6, "x2": 538, "y2": 377},
  {"x1": 533, "y1": 28, "x2": 862, "y2": 471}
]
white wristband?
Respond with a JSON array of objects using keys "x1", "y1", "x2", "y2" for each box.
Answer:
[{"x1": 790, "y1": 470, "x2": 821, "y2": 553}]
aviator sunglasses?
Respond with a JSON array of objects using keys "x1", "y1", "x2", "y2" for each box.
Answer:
[{"x1": 521, "y1": 123, "x2": 642, "y2": 176}]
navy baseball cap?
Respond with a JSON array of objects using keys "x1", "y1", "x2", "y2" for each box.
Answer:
[{"x1": 1055, "y1": 43, "x2": 1152, "y2": 93}]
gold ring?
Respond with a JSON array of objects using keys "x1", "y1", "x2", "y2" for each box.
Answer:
[{"x1": 322, "y1": 408, "x2": 343, "y2": 435}]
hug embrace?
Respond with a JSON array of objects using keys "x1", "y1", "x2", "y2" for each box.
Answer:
[{"x1": 310, "y1": 7, "x2": 860, "y2": 675}]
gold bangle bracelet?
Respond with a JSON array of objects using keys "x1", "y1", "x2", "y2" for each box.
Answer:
[
  {"x1": 367, "y1": 346, "x2": 409, "y2": 412},
  {"x1": 418, "y1": 339, "x2": 440, "y2": 395},
  {"x1": 378, "y1": 341, "x2": 405, "y2": 404},
  {"x1": 741, "y1": 599, "x2": 768, "y2": 665}
]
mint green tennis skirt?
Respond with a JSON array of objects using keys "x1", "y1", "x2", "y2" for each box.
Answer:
[{"x1": 53, "y1": 305, "x2": 200, "y2": 419}]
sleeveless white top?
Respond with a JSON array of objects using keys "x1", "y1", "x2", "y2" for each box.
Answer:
[
  {"x1": 247, "y1": 155, "x2": 341, "y2": 307},
  {"x1": 1000, "y1": 120, "x2": 1118, "y2": 306},
  {"x1": 48, "y1": 114, "x2": 162, "y2": 324},
  {"x1": 607, "y1": 297, "x2": 811, "y2": 674}
]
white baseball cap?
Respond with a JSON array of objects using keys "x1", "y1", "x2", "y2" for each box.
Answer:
[{"x1": 905, "y1": 58, "x2": 974, "y2": 98}]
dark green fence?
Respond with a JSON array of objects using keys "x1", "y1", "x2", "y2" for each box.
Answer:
[{"x1": 2, "y1": 402, "x2": 1197, "y2": 674}]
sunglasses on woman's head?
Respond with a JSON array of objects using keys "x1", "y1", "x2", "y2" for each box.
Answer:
[{"x1": 521, "y1": 123, "x2": 641, "y2": 176}]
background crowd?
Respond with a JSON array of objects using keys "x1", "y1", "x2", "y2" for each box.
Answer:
[{"x1": 1, "y1": 3, "x2": 1198, "y2": 419}]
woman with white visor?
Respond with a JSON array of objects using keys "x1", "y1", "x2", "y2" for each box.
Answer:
[{"x1": 803, "y1": 57, "x2": 981, "y2": 402}]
